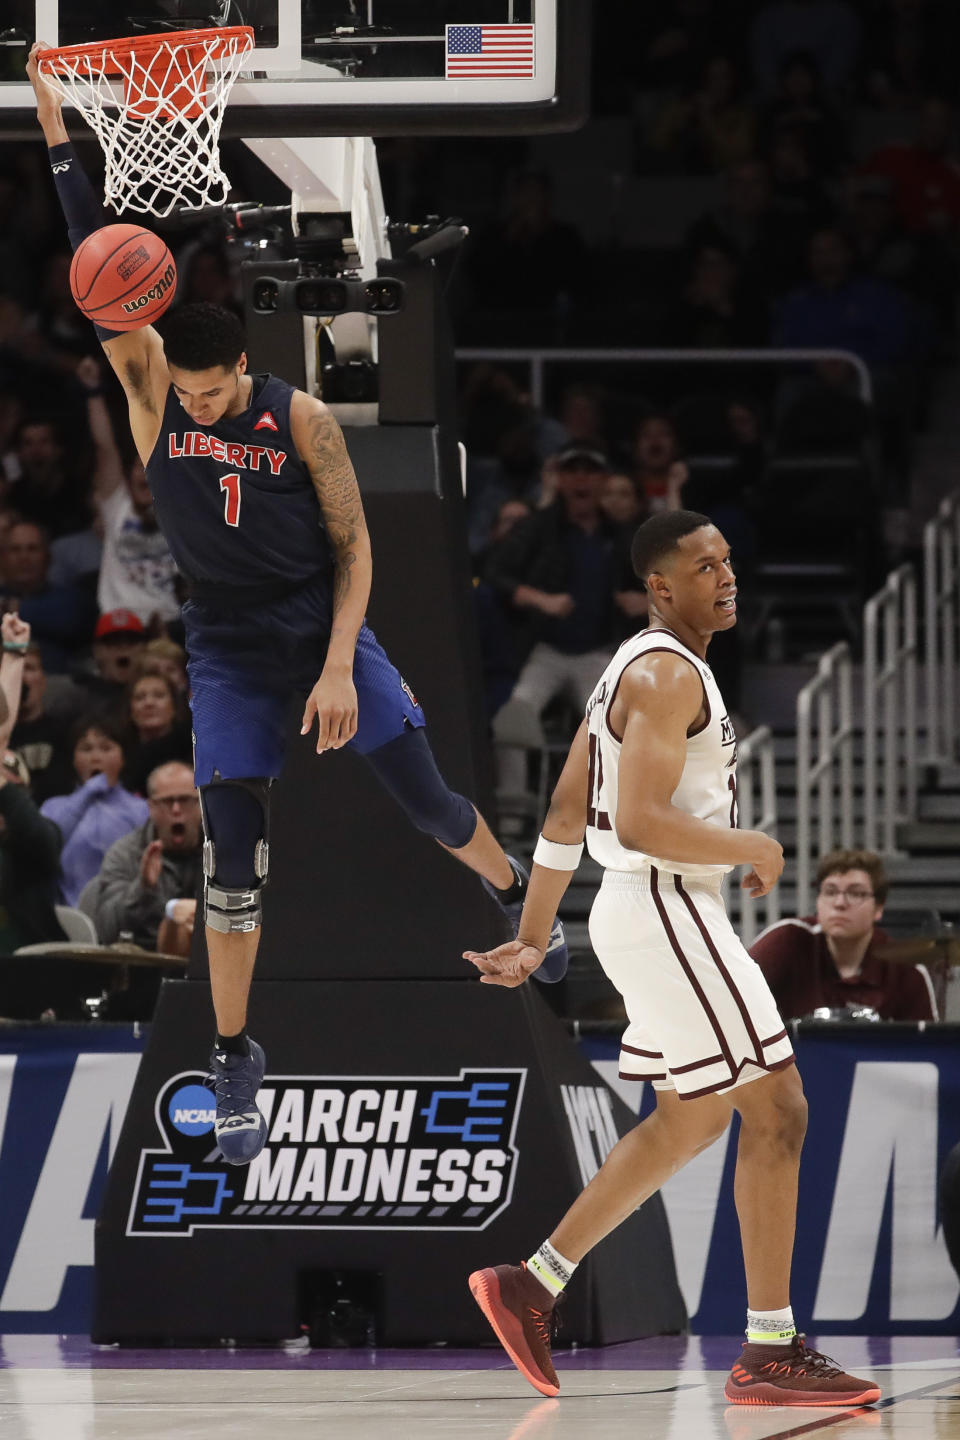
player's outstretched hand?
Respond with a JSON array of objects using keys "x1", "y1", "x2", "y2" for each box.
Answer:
[
  {"x1": 301, "y1": 668, "x2": 359, "y2": 753},
  {"x1": 463, "y1": 939, "x2": 545, "y2": 988}
]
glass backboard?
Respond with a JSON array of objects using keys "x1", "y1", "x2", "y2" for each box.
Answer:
[{"x1": 0, "y1": 0, "x2": 587, "y2": 137}]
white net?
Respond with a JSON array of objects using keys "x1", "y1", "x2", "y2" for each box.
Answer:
[{"x1": 38, "y1": 27, "x2": 254, "y2": 218}]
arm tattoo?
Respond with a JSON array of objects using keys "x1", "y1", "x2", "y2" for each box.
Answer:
[{"x1": 306, "y1": 408, "x2": 365, "y2": 616}]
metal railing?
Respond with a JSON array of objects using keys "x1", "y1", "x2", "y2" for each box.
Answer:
[
  {"x1": 863, "y1": 565, "x2": 918, "y2": 854},
  {"x1": 923, "y1": 494, "x2": 960, "y2": 766},
  {"x1": 733, "y1": 725, "x2": 781, "y2": 946},
  {"x1": 795, "y1": 643, "x2": 855, "y2": 915},
  {"x1": 455, "y1": 346, "x2": 874, "y2": 408}
]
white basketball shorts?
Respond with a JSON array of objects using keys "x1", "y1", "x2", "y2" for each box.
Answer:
[{"x1": 588, "y1": 867, "x2": 795, "y2": 1099}]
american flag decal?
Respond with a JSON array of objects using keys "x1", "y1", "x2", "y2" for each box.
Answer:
[{"x1": 445, "y1": 24, "x2": 535, "y2": 79}]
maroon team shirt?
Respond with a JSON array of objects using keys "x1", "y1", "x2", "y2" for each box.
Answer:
[{"x1": 750, "y1": 918, "x2": 938, "y2": 1022}]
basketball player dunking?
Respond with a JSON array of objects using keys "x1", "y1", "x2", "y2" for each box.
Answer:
[
  {"x1": 464, "y1": 511, "x2": 880, "y2": 1407},
  {"x1": 29, "y1": 43, "x2": 567, "y2": 1165}
]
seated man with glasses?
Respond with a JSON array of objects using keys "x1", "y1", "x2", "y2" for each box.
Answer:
[
  {"x1": 79, "y1": 760, "x2": 201, "y2": 957},
  {"x1": 750, "y1": 848, "x2": 937, "y2": 1021}
]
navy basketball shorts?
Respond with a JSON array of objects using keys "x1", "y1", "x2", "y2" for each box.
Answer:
[{"x1": 184, "y1": 585, "x2": 425, "y2": 785}]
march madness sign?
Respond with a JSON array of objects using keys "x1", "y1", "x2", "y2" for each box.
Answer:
[{"x1": 126, "y1": 1067, "x2": 526, "y2": 1236}]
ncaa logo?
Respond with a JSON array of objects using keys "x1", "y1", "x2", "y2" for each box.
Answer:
[{"x1": 168, "y1": 1084, "x2": 216, "y2": 1136}]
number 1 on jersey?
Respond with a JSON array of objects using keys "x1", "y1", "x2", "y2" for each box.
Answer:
[
  {"x1": 587, "y1": 731, "x2": 611, "y2": 830},
  {"x1": 220, "y1": 472, "x2": 241, "y2": 527}
]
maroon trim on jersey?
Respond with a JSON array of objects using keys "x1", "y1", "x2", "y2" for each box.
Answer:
[
  {"x1": 619, "y1": 1070, "x2": 668, "y2": 1082},
  {"x1": 674, "y1": 874, "x2": 765, "y2": 1068},
  {"x1": 678, "y1": 1053, "x2": 796, "y2": 1101},
  {"x1": 621, "y1": 1041, "x2": 665, "y2": 1059},
  {"x1": 641, "y1": 627, "x2": 706, "y2": 662},
  {"x1": 604, "y1": 647, "x2": 708, "y2": 743},
  {"x1": 650, "y1": 866, "x2": 738, "y2": 1076},
  {"x1": 671, "y1": 1053, "x2": 725, "y2": 1075},
  {"x1": 762, "y1": 1028, "x2": 789, "y2": 1048}
]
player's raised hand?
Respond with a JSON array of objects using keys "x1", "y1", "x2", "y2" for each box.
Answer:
[
  {"x1": 26, "y1": 41, "x2": 61, "y2": 109},
  {"x1": 463, "y1": 939, "x2": 546, "y2": 988},
  {"x1": 301, "y1": 666, "x2": 358, "y2": 753}
]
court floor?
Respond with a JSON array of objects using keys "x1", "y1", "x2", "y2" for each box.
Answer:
[{"x1": 0, "y1": 1335, "x2": 957, "y2": 1440}]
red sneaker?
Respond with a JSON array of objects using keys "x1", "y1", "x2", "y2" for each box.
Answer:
[
  {"x1": 724, "y1": 1336, "x2": 882, "y2": 1407},
  {"x1": 468, "y1": 1263, "x2": 560, "y2": 1397}
]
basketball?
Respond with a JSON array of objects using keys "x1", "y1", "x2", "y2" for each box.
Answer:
[{"x1": 69, "y1": 224, "x2": 177, "y2": 331}]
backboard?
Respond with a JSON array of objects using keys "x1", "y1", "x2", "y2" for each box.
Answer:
[{"x1": 0, "y1": 0, "x2": 588, "y2": 138}]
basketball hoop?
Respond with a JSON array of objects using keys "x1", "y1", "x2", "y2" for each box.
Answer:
[{"x1": 37, "y1": 27, "x2": 255, "y2": 218}]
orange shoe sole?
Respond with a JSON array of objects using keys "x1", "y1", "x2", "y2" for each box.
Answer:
[
  {"x1": 468, "y1": 1268, "x2": 560, "y2": 1398},
  {"x1": 724, "y1": 1381, "x2": 882, "y2": 1406}
]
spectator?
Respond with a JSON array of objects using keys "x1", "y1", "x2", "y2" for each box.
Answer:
[
  {"x1": 554, "y1": 383, "x2": 610, "y2": 458},
  {"x1": 750, "y1": 0, "x2": 862, "y2": 99},
  {"x1": 124, "y1": 668, "x2": 193, "y2": 795},
  {"x1": 761, "y1": 50, "x2": 845, "y2": 175},
  {"x1": 687, "y1": 160, "x2": 804, "y2": 299},
  {"x1": 633, "y1": 414, "x2": 689, "y2": 513},
  {"x1": 138, "y1": 638, "x2": 189, "y2": 697},
  {"x1": 641, "y1": 0, "x2": 744, "y2": 92},
  {"x1": 8, "y1": 642, "x2": 74, "y2": 804},
  {"x1": 487, "y1": 446, "x2": 642, "y2": 786},
  {"x1": 862, "y1": 97, "x2": 960, "y2": 236},
  {"x1": 600, "y1": 472, "x2": 644, "y2": 530},
  {"x1": 178, "y1": 245, "x2": 240, "y2": 311},
  {"x1": 79, "y1": 760, "x2": 201, "y2": 951},
  {"x1": 600, "y1": 474, "x2": 650, "y2": 639},
  {"x1": 863, "y1": 0, "x2": 960, "y2": 112},
  {"x1": 6, "y1": 416, "x2": 92, "y2": 538},
  {"x1": 842, "y1": 172, "x2": 957, "y2": 339},
  {"x1": 662, "y1": 243, "x2": 767, "y2": 347},
  {"x1": 463, "y1": 172, "x2": 589, "y2": 342},
  {"x1": 649, "y1": 54, "x2": 757, "y2": 174},
  {"x1": 32, "y1": 251, "x2": 96, "y2": 369},
  {"x1": 473, "y1": 499, "x2": 534, "y2": 719},
  {"x1": 0, "y1": 613, "x2": 64, "y2": 952},
  {"x1": 774, "y1": 227, "x2": 919, "y2": 375},
  {"x1": 73, "y1": 608, "x2": 148, "y2": 716},
  {"x1": 0, "y1": 392, "x2": 24, "y2": 482},
  {"x1": 40, "y1": 715, "x2": 148, "y2": 906},
  {"x1": 767, "y1": 130, "x2": 835, "y2": 234},
  {"x1": 751, "y1": 847, "x2": 938, "y2": 1021},
  {"x1": 78, "y1": 355, "x2": 180, "y2": 625},
  {"x1": 0, "y1": 520, "x2": 97, "y2": 673}
]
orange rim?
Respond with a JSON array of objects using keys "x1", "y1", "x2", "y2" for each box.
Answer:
[{"x1": 37, "y1": 26, "x2": 254, "y2": 73}]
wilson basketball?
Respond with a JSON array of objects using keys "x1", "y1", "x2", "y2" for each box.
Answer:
[{"x1": 70, "y1": 224, "x2": 177, "y2": 331}]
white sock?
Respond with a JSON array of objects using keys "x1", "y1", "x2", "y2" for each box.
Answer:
[
  {"x1": 746, "y1": 1305, "x2": 797, "y2": 1346},
  {"x1": 527, "y1": 1240, "x2": 577, "y2": 1297}
]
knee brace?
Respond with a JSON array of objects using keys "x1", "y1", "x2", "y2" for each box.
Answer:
[
  {"x1": 364, "y1": 728, "x2": 478, "y2": 849},
  {"x1": 199, "y1": 778, "x2": 273, "y2": 934}
]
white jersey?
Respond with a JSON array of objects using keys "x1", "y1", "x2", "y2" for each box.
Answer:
[{"x1": 584, "y1": 627, "x2": 738, "y2": 878}]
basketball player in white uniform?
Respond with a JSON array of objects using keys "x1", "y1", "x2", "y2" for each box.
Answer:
[{"x1": 465, "y1": 511, "x2": 880, "y2": 1408}]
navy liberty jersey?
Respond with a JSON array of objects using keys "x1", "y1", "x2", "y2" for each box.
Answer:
[{"x1": 145, "y1": 373, "x2": 333, "y2": 590}]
